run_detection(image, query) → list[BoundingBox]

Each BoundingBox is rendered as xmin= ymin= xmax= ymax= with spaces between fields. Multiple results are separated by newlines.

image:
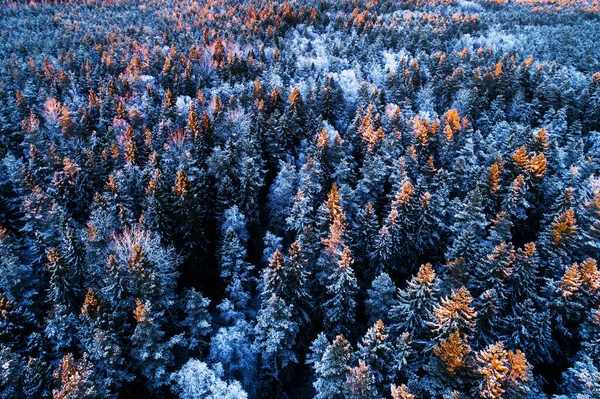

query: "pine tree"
xmin=284 ymin=241 xmax=311 ymax=325
xmin=390 ymin=263 xmax=439 ymax=339
xmin=506 ymin=243 xmax=540 ymax=303
xmin=500 ymin=299 xmax=554 ymax=364
xmin=46 ymin=216 xmax=85 ymax=312
xmin=380 ymin=178 xmax=421 ymax=271
xmin=345 ymin=360 xmax=378 ymax=399
xmin=219 ymin=208 xmax=253 ymax=313
xmin=307 ymin=332 xmax=330 ymax=371
xmin=286 ymin=189 xmax=313 ymax=236
xmin=0 ymin=294 xmax=38 ymax=360
xmin=253 ymin=294 xmax=298 ymax=382
xmin=474 ymin=242 xmax=515 ymax=305
xmin=446 ymin=189 xmax=491 ymax=284
xmin=313 ymin=334 xmax=353 ymax=399
xmin=180 ymin=288 xmax=211 ymax=351
xmin=560 ymin=262 xmax=583 ymax=298
xmin=58 ymin=105 xmax=74 ymax=136
xmin=170 ymin=167 xmax=207 ymax=259
xmin=111 ymin=226 xmax=178 ymax=311
xmin=551 ymin=208 xmax=578 ymax=249
xmin=351 ymin=203 xmax=380 ymax=282
xmin=323 ymin=247 xmax=358 ymax=338
xmin=193 ymin=111 xmax=214 ymax=160
xmin=354 ymin=151 xmax=388 ymax=211
xmin=187 ymin=102 xmax=200 ymax=137
xmin=0 ymin=227 xmax=34 ymax=304
xmin=476 ymin=342 xmax=509 ymax=399
xmin=501 ymin=175 xmax=529 ymax=221
xmin=213 ymin=39 xmax=226 ymax=64
xmin=141 ymin=167 xmax=170 ymax=236
xmin=285 ymin=86 xmax=307 ymax=151
xmin=268 ymin=161 xmax=297 ymax=233
xmin=357 ymin=320 xmax=395 ymax=392
xmin=123 ymin=125 xmax=136 ymax=165
xmin=581 ymin=189 xmax=600 ymax=256
xmin=162 ymin=89 xmax=177 ymax=121
xmin=365 ymin=273 xmax=396 ymax=326
xmin=540 ymin=206 xmax=580 ymax=278
xmin=77 ymin=288 xmax=129 ymax=396
xmin=558 ymin=355 xmax=600 ymax=399
xmin=130 ymin=299 xmax=173 ymax=390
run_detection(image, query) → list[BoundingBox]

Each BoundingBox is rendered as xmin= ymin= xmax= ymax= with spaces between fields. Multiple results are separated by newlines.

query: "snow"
xmin=297 ymin=35 xmax=330 ymax=72
xmin=177 ymin=96 xmax=192 ymax=114
xmin=329 ymin=69 xmax=360 ymax=104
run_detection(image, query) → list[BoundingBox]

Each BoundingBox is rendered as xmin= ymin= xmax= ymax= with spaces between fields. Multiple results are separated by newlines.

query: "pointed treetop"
xmin=173 ymin=169 xmax=190 ymax=197
xmin=476 ymin=342 xmax=509 ymax=399
xmin=164 ymin=89 xmax=175 ymax=109
xmin=289 ymin=86 xmax=303 ymax=105
xmin=128 ymin=245 xmax=144 ymax=270
xmin=52 ymin=353 xmax=95 ymax=399
xmin=531 ymin=127 xmax=550 ymax=152
xmin=529 ymin=153 xmax=546 ymax=179
xmin=475 ymin=342 xmax=530 ymax=399
xmin=288 ymin=240 xmax=302 ymax=259
xmin=391 ymin=179 xmax=415 ymax=209
xmin=489 ymin=160 xmax=503 ymax=193
xmin=269 ymin=249 xmax=285 ymax=272
xmin=512 ymin=146 xmax=530 ymax=170
xmin=551 ymin=208 xmax=577 ymax=245
xmin=325 ymin=183 xmax=344 ymax=222
xmin=133 ymin=298 xmax=151 ymax=324
xmin=81 ymin=287 xmax=102 ymax=319
xmin=187 ymin=102 xmax=200 ymax=136
xmin=124 ymin=125 xmax=136 ymax=164
xmin=346 ymin=360 xmax=376 ymax=398
xmin=339 ymin=247 xmax=354 ymax=270
xmin=580 ymin=258 xmax=600 ymax=291
xmin=561 ymin=259 xmax=600 ymax=297
xmin=444 ymin=109 xmax=461 ymax=133
xmin=507 ymin=349 xmax=529 ymax=383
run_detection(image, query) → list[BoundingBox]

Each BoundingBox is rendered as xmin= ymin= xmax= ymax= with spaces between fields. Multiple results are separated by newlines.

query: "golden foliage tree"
xmin=433 ymin=330 xmax=472 ymax=374
xmin=551 ymin=208 xmax=578 ymax=246
xmin=53 ymin=353 xmax=96 ymax=399
xmin=431 ymin=287 xmax=477 ymax=338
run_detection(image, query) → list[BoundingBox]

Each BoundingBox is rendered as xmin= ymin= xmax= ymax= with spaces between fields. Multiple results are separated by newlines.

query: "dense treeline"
xmin=1 ymin=0 xmax=600 ymax=398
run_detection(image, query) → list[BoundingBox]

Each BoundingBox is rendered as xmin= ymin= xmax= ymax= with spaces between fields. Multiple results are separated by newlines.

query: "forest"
xmin=1 ymin=0 xmax=600 ymax=397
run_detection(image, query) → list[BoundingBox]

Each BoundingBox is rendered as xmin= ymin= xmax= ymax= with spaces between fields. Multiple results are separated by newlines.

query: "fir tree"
xmin=254 ymin=294 xmax=298 ymax=383
xmin=357 ymin=320 xmax=395 ymax=392
xmin=345 ymin=360 xmax=378 ymax=399
xmin=313 ymin=334 xmax=353 ymax=399
xmin=390 ymin=263 xmax=439 ymax=339
xmin=323 ymin=247 xmax=358 ymax=338
xmin=130 ymin=299 xmax=173 ymax=390
xmin=365 ymin=273 xmax=396 ymax=326
xmin=180 ymin=288 xmax=211 ymax=351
